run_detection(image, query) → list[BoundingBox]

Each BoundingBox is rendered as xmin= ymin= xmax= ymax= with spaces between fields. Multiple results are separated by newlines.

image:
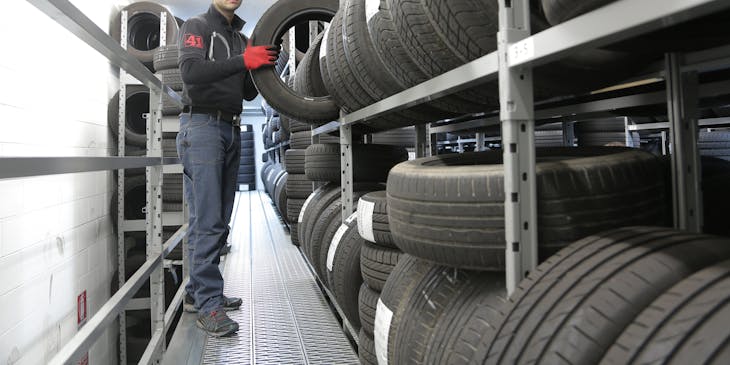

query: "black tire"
xmin=359 ymin=284 xmax=379 ymax=336
xmin=482 ymin=226 xmax=730 ymax=365
xmin=285 ymin=149 xmax=306 ymax=173
xmin=293 ymin=32 xmax=329 ymax=97
xmin=298 ymin=184 xmax=337 ymax=247
xmin=287 ymin=198 xmax=306 ymax=223
xmin=290 ymin=222 xmax=300 ymax=246
xmin=357 ymin=191 xmax=395 ymax=247
xmin=388 ymin=0 xmax=498 ymax=107
xmin=237 ymin=164 xmax=255 ymax=175
xmin=376 ymin=254 xmax=436 ymax=365
xmin=392 ymin=268 xmax=506 ymax=365
xmin=261 ymin=161 xmax=274 ymax=185
xmin=603 ymin=258 xmax=730 ymax=365
xmin=361 ymin=241 xmax=402 ymax=292
xmin=111 ymin=2 xmax=179 ymax=66
xmin=305 ymin=144 xmax=408 ymax=183
xmin=367 ymin=0 xmax=476 ymax=114
xmin=152 ymin=44 xmax=179 ymax=72
xmin=290 ymin=131 xmax=312 ymax=150
xmin=241 ymin=140 xmax=254 ymax=149
xmin=240 ymin=132 xmax=254 ymax=141
xmin=387 ymin=147 xmax=669 ymax=270
xmin=577 ymin=132 xmax=640 ymax=147
xmin=289 ymin=119 xmax=311 ymax=133
xmin=274 ymin=173 xmax=288 ymax=221
xmin=159 ymin=68 xmax=183 ymax=91
xmin=325 ymin=213 xmax=364 ymax=328
xmin=360 ymin=330 xmax=378 ymax=365
xmin=312 ymin=189 xmax=379 ymax=283
xmin=109 ymin=86 xmax=149 ymax=148
xmin=250 ymin=0 xmax=340 ymax=123
xmin=262 ymin=153 xmax=269 ymax=163
xmin=124 ymin=176 xmax=147 ymax=220
xmin=286 ymin=173 xmax=313 ymax=199
xmin=161 ymin=93 xmax=183 ymax=116
xmin=541 ymin=0 xmax=616 ymax=26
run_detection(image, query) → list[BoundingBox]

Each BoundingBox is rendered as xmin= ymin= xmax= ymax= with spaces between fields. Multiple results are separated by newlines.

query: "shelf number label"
xmin=509 ymin=38 xmax=534 ymax=66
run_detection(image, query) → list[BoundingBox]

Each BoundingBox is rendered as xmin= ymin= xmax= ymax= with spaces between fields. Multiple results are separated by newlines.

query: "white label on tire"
xmin=299 ymin=186 xmax=325 ymax=224
xmin=357 ymin=199 xmax=376 ymax=243
xmin=366 ymin=0 xmax=379 ymax=24
xmin=327 ymin=213 xmax=357 ymax=271
xmin=375 ymin=298 xmax=394 ymax=365
xmin=320 ymin=24 xmax=330 ymax=61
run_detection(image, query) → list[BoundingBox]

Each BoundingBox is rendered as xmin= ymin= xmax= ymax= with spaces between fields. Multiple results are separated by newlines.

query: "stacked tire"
xmin=353 ymin=191 xmax=403 ymax=365
xmin=238 ymin=124 xmax=256 ymax=190
xmin=372 ymin=147 xmax=674 ymax=364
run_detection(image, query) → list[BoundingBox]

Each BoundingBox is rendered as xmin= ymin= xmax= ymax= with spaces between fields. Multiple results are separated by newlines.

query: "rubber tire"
xmin=290 ymin=222 xmax=300 ymax=246
xmin=387 ymin=147 xmax=669 ymax=270
xmin=361 ymin=241 xmax=402 ymax=292
xmin=482 ymin=226 xmax=730 ymax=365
xmin=287 ymin=198 xmax=306 ymax=223
xmin=286 ymin=173 xmax=313 ymax=199
xmin=111 ymin=2 xmax=179 ymax=66
xmin=541 ymin=0 xmax=616 ymax=26
xmin=250 ymin=0 xmax=340 ymax=123
xmin=274 ymin=173 xmax=288 ymax=222
xmin=371 ymin=127 xmax=416 ymax=147
xmin=285 ymin=149 xmax=306 ymax=173
xmin=392 ymin=268 xmax=506 ymax=365
xmin=293 ymin=31 xmax=329 ymax=97
xmin=376 ymin=254 xmax=436 ymax=365
xmin=360 ymin=329 xmax=378 ymax=365
xmin=290 ymin=131 xmax=312 ymax=150
xmin=305 ymin=144 xmax=408 ymax=183
xmin=326 ymin=214 xmax=364 ymax=329
xmin=357 ymin=191 xmax=395 ymax=247
xmin=159 ymin=68 xmax=183 ymax=91
xmin=108 ymin=85 xmax=149 ymax=148
xmin=359 ymin=284 xmax=379 ymax=336
xmin=153 ymin=44 xmax=179 ymax=72
xmin=298 ymin=184 xmax=338 ymax=249
xmin=603 ymin=258 xmax=730 ymax=365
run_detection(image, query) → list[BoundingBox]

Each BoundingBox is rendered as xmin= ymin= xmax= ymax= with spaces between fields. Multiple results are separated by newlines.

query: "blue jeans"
xmin=176 ymin=113 xmax=240 ymax=314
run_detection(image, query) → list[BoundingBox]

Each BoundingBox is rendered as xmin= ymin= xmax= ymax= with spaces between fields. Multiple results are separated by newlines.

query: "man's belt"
xmin=183 ymin=106 xmax=241 ymax=125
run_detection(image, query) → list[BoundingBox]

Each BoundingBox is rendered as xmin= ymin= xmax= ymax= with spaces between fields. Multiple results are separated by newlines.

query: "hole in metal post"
xmin=524 ymin=222 xmax=529 ymax=230
xmin=522 ymin=173 xmax=527 ymax=181
xmin=521 ymin=124 xmax=526 ymax=132
xmin=512 ymin=242 xmax=519 ymax=252
xmin=511 ymin=193 xmax=518 ymax=202
xmin=505 ymin=0 xmax=512 ymax=8
xmin=520 ymin=74 xmax=524 ymax=80
xmin=525 ymin=271 xmax=530 ymax=277
xmin=510 ymin=143 xmax=517 ymax=153
xmin=689 ymin=209 xmax=694 ymax=217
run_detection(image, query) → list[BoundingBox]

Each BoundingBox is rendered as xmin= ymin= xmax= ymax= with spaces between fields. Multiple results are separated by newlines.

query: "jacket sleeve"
xmin=178 ymin=18 xmax=246 ymax=85
xmin=239 ymin=35 xmax=259 ymax=101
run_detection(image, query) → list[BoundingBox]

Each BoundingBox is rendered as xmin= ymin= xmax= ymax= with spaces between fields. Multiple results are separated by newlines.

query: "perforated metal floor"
xmin=200 ymin=191 xmax=358 ymax=365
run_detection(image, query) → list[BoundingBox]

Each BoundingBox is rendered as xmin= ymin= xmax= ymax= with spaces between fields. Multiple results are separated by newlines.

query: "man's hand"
xmin=243 ymin=41 xmax=279 ymax=70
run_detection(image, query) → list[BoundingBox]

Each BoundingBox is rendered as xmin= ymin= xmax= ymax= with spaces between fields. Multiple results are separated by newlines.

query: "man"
xmin=176 ymin=0 xmax=278 ymax=337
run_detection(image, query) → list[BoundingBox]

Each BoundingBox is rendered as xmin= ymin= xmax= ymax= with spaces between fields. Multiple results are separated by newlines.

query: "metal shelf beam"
xmin=0 ymin=157 xmax=176 ymax=180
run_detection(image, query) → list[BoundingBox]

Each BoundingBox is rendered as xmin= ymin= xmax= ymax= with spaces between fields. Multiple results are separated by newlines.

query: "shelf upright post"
xmin=499 ymin=0 xmax=538 ymax=295
xmin=415 ymin=125 xmax=428 ymax=157
xmin=117 ymin=10 xmax=129 ymax=365
xmin=666 ymin=53 xmax=703 ymax=232
xmin=562 ymin=121 xmax=575 ymax=147
xmin=340 ymin=111 xmax=354 ymax=222
xmin=475 ymin=133 xmax=486 ymax=152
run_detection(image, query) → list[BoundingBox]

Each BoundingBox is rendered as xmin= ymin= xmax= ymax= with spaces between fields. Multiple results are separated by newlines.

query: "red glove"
xmin=243 ymin=41 xmax=279 ymax=70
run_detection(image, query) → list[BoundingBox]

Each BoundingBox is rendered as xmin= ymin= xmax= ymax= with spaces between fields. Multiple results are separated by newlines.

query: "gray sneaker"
xmin=184 ymin=293 xmax=242 ymax=313
xmin=197 ymin=309 xmax=239 ymax=337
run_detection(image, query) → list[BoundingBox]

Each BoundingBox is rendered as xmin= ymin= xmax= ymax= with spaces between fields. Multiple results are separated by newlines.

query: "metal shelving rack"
xmin=13 ymin=1 xmax=189 ymax=364
xmin=312 ymin=0 xmax=730 ymax=294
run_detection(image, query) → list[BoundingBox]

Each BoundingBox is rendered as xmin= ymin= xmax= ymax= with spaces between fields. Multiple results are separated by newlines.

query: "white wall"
xmin=0 ymin=1 xmax=128 ymax=364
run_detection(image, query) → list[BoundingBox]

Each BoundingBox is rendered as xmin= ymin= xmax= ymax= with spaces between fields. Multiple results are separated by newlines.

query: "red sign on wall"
xmin=77 ymin=291 xmax=87 ymax=328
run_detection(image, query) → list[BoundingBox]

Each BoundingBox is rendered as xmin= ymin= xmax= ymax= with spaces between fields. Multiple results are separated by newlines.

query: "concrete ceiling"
xmin=150 ymin=0 xmax=277 ymax=36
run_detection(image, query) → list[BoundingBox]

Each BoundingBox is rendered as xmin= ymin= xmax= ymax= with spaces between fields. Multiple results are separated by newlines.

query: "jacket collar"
xmin=207 ymin=4 xmax=245 ymax=31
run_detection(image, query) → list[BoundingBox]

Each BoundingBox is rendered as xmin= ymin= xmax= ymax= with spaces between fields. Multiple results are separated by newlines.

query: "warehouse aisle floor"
xmin=164 ymin=191 xmax=358 ymax=365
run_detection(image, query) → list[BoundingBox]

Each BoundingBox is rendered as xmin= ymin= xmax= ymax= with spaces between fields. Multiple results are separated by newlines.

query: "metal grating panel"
xmin=202 ymin=191 xmax=358 ymax=364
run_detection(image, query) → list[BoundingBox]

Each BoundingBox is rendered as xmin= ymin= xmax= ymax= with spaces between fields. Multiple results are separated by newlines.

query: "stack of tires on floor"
xmin=238 ymin=124 xmax=256 ymax=190
xmin=108 ymin=2 xmax=185 ymax=363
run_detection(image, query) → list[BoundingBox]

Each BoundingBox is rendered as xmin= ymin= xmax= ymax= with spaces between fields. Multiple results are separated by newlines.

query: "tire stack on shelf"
xmin=576 ymin=118 xmax=640 ymax=147
xmin=296 ymin=143 xmax=408 ymax=333
xmin=353 ymin=191 xmax=403 ymax=365
xmin=238 ymin=124 xmax=256 ymax=191
xmin=699 ymin=130 xmax=730 ymax=161
xmin=373 ymin=147 xmax=676 ymax=364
